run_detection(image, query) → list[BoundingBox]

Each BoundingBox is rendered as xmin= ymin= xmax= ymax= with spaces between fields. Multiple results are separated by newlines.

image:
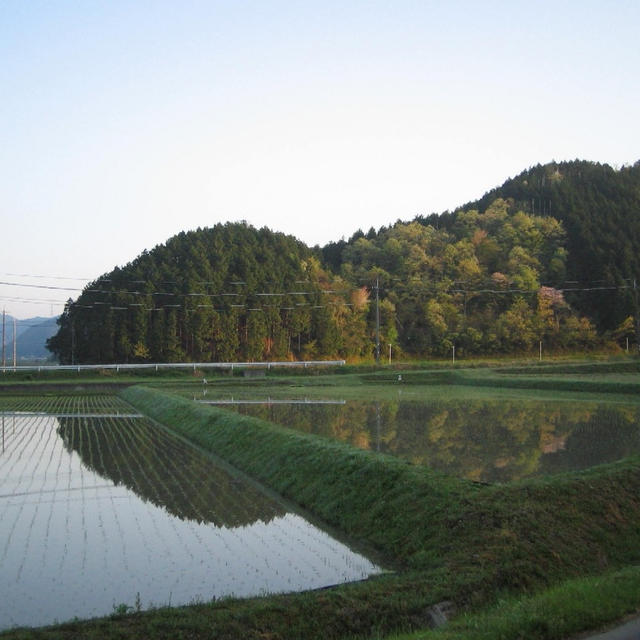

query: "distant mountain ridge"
xmin=1 ymin=315 xmax=58 ymax=361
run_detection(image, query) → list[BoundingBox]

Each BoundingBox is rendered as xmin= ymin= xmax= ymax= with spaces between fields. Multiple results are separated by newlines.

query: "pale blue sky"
xmin=2 ymin=1 xmax=639 ymax=318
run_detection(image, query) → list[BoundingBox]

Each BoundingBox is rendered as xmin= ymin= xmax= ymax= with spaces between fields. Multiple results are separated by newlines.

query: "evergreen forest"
xmin=47 ymin=160 xmax=640 ymax=364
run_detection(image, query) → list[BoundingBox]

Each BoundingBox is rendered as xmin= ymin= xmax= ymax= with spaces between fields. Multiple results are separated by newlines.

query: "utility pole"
xmin=634 ymin=279 xmax=640 ymax=354
xmin=375 ymin=278 xmax=380 ymax=364
xmin=2 ymin=309 xmax=5 ymax=369
xmin=12 ymin=318 xmax=16 ymax=368
xmin=71 ymin=317 xmax=76 ymax=366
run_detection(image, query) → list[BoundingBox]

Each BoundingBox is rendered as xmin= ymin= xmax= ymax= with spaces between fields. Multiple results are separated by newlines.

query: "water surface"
xmin=0 ymin=398 xmax=382 ymax=630
xmin=200 ymin=394 xmax=640 ymax=482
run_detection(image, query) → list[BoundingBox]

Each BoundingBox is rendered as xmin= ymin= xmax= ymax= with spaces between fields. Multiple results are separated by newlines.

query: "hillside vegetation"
xmin=47 ymin=160 xmax=640 ymax=364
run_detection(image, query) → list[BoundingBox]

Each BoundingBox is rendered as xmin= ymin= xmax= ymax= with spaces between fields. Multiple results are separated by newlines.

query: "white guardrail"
xmin=1 ymin=360 xmax=346 ymax=373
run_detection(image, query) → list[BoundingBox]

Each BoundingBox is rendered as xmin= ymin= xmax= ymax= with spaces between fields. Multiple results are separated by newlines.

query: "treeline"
xmin=450 ymin=160 xmax=640 ymax=331
xmin=47 ymin=160 xmax=640 ymax=363
xmin=47 ymin=224 xmax=372 ymax=363
xmin=324 ymin=198 xmax=597 ymax=356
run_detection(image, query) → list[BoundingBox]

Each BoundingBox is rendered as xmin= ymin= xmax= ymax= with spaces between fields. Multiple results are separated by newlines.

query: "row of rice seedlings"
xmin=0 ymin=393 xmax=137 ymax=416
xmin=65 ymin=412 xmax=285 ymax=528
xmin=0 ymin=395 xmax=55 ymax=413
xmin=38 ymin=421 xmax=70 ymax=577
xmin=57 ymin=413 xmax=368 ymax=595
xmin=85 ymin=416 xmax=193 ymax=570
xmin=125 ymin=418 xmax=252 ymax=525
xmin=1 ymin=398 xmax=383 ymax=628
xmin=155 ymin=418 xmax=288 ymax=526
xmin=0 ymin=413 xmax=53 ymax=488
xmin=1 ymin=395 xmax=41 ymax=413
xmin=12 ymin=415 xmax=60 ymax=584
xmin=1 ymin=414 xmax=60 ymax=570
xmin=0 ymin=412 xmax=33 ymax=465
xmin=68 ymin=404 xmax=379 ymax=580
xmin=72 ymin=419 xmax=220 ymax=581
xmin=101 ymin=417 xmax=169 ymax=508
xmin=79 ymin=394 xmax=133 ymax=414
xmin=76 ymin=430 xmax=130 ymax=581
xmin=106 ymin=416 xmax=237 ymax=546
xmin=145 ymin=439 xmax=380 ymax=589
xmin=27 ymin=414 xmax=68 ymax=582
xmin=134 ymin=421 xmax=227 ymax=524
xmin=266 ymin=514 xmax=342 ymax=581
xmin=59 ymin=414 xmax=204 ymax=575
xmin=57 ymin=417 xmax=79 ymax=578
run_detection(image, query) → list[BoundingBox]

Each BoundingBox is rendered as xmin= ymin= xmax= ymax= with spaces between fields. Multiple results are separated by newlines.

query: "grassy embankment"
xmin=354 ymin=359 xmax=640 ymax=397
xmin=4 ymin=362 xmax=640 ymax=640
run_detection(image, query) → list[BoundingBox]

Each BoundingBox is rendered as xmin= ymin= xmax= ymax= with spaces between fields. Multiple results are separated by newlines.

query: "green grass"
xmin=390 ymin=564 xmax=640 ymax=640
xmin=120 ymin=386 xmax=474 ymax=571
xmin=355 ymin=367 xmax=640 ymax=396
xmin=160 ymin=363 xmax=640 ymax=407
xmin=4 ymin=362 xmax=640 ymax=639
xmin=111 ymin=388 xmax=640 ymax=632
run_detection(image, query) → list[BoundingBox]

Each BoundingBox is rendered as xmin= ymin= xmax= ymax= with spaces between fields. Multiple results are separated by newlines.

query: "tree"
xmin=497 ymin=298 xmax=536 ymax=352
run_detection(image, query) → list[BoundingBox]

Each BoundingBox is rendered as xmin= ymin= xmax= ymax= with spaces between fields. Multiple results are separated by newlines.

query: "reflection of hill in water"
xmin=390 ymin=401 xmax=640 ymax=482
xmin=57 ymin=416 xmax=285 ymax=528
xmin=538 ymin=406 xmax=640 ymax=475
xmin=228 ymin=399 xmax=640 ymax=483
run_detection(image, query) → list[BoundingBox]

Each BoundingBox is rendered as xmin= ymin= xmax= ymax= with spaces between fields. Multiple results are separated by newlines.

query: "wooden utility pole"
xmin=13 ymin=317 xmax=16 ymax=367
xmin=634 ymin=279 xmax=640 ymax=354
xmin=2 ymin=309 xmax=5 ymax=369
xmin=375 ymin=278 xmax=380 ymax=364
xmin=71 ymin=317 xmax=76 ymax=366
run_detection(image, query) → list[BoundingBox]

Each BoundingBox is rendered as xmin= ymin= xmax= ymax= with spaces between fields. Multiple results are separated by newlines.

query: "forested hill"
xmin=422 ymin=160 xmax=640 ymax=331
xmin=48 ymin=160 xmax=640 ymax=364
xmin=48 ymin=224 xmax=371 ymax=364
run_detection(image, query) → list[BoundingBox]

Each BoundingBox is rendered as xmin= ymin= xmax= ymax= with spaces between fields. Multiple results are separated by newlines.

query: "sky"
xmin=1 ymin=0 xmax=639 ymax=319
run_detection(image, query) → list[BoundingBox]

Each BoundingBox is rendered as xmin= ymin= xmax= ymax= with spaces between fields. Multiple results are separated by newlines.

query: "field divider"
xmin=120 ymin=385 xmax=474 ymax=569
xmin=120 ymin=385 xmax=640 ymax=603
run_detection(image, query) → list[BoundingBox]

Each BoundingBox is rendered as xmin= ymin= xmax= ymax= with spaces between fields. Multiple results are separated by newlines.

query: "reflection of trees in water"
xmin=57 ymin=417 xmax=284 ymax=528
xmin=539 ymin=406 xmax=640 ymax=475
xmin=387 ymin=401 xmax=587 ymax=482
xmin=231 ymin=400 xmax=640 ymax=483
xmin=233 ymin=402 xmax=400 ymax=452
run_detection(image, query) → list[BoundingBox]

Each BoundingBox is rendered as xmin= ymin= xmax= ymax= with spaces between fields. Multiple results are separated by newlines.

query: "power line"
xmin=0 ymin=284 xmax=633 ymax=314
xmin=0 ymin=299 xmax=355 ymax=313
xmin=448 ymin=284 xmax=630 ymax=295
xmin=2 ymin=272 xmax=91 ymax=281
xmin=0 ymin=296 xmax=68 ymax=305
xmin=0 ymin=281 xmax=83 ymax=292
xmin=2 ymin=274 xmax=637 ymax=323
xmin=0 ymin=279 xmax=356 ymax=298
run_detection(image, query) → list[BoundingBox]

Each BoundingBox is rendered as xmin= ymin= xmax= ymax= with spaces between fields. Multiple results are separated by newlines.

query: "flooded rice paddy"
xmin=194 ymin=389 xmax=640 ymax=483
xmin=0 ymin=395 xmax=382 ymax=630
